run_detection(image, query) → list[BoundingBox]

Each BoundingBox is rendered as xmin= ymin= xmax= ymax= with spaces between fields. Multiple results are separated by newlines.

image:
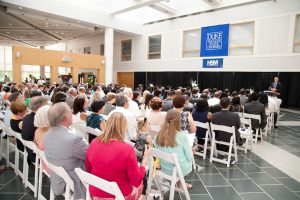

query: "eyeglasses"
xmin=142 ymin=117 xmax=147 ymax=127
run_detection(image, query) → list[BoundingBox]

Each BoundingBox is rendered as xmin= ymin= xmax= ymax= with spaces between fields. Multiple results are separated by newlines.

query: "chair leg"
xmin=6 ymin=138 xmax=9 ymax=168
xmin=244 ymin=137 xmax=248 ymax=153
xmin=50 ymin=188 xmax=55 ymax=200
xmin=169 ymin=179 xmax=176 ymax=200
xmin=227 ymin=137 xmax=233 ymax=167
xmin=38 ymin=161 xmax=43 ymax=200
xmin=210 ymin=138 xmax=215 ymax=163
xmin=34 ymin=157 xmax=39 ymax=198
xmin=203 ymin=134 xmax=208 ymax=160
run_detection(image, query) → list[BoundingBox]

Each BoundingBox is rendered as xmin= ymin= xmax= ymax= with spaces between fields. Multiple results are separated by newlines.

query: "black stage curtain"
xmin=134 ymin=72 xmax=300 ymax=108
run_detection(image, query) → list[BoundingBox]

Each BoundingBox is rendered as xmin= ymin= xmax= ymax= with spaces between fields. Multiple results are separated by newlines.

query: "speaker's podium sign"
xmin=200 ymin=24 xmax=229 ymax=57
xmin=203 ymin=58 xmax=223 ymax=68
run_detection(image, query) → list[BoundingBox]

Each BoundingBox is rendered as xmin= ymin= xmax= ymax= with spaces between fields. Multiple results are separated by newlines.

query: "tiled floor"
xmin=1 ymin=110 xmax=300 ymax=200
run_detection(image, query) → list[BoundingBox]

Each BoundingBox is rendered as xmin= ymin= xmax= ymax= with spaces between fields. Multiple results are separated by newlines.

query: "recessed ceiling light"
xmin=61 ymin=32 xmax=64 ymax=35
xmin=55 ymin=31 xmax=58 ymax=33
xmin=30 ymin=32 xmax=34 ymax=35
xmin=55 ymin=24 xmax=59 ymax=27
xmin=45 ymin=25 xmax=48 ymax=28
xmin=19 ymin=6 xmax=22 ymax=10
xmin=8 ymin=23 xmax=13 ymax=26
xmin=77 ymin=20 xmax=81 ymax=22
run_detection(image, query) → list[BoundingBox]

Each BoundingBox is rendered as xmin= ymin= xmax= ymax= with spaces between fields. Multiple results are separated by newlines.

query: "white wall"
xmin=65 ymin=0 xmax=300 ymax=82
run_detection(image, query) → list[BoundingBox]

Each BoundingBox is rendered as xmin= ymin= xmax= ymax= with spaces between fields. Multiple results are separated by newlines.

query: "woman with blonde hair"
xmin=34 ymin=105 xmax=51 ymax=151
xmin=34 ymin=104 xmax=51 ymax=173
xmin=155 ymin=109 xmax=193 ymax=189
xmin=86 ymin=112 xmax=150 ymax=200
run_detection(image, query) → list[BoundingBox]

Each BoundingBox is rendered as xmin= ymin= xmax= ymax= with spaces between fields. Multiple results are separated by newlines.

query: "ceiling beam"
xmin=0 ymin=32 xmax=37 ymax=47
xmin=149 ymin=2 xmax=177 ymax=15
xmin=111 ymin=0 xmax=164 ymax=15
xmin=0 ymin=0 xmax=144 ymax=35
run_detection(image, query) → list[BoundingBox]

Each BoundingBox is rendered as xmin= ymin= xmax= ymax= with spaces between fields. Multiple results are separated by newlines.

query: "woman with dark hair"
xmin=72 ymin=94 xmax=88 ymax=124
xmin=259 ymin=92 xmax=269 ymax=109
xmin=173 ymin=95 xmax=196 ymax=134
xmin=231 ymin=96 xmax=242 ymax=112
xmin=86 ymin=100 xmax=106 ymax=143
xmin=53 ymin=91 xmax=67 ymax=104
xmin=140 ymin=93 xmax=153 ymax=117
xmin=192 ymin=98 xmax=212 ymax=144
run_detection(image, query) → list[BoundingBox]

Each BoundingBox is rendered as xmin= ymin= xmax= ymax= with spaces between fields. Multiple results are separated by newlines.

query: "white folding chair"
xmin=101 ymin=114 xmax=108 ymax=121
xmin=70 ymin=124 xmax=102 ymax=143
xmin=125 ymin=140 xmax=135 ymax=147
xmin=0 ymin=122 xmax=16 ymax=169
xmin=46 ymin=161 xmax=75 ymax=200
xmin=22 ymin=140 xmax=39 ymax=197
xmin=243 ymin=113 xmax=263 ymax=143
xmin=147 ymin=148 xmax=191 ymax=200
xmin=75 ymin=168 xmax=125 ymax=200
xmin=14 ymin=131 xmax=26 ymax=183
xmin=266 ymin=111 xmax=274 ymax=134
xmin=238 ymin=118 xmax=253 ymax=153
xmin=149 ymin=124 xmax=161 ymax=138
xmin=0 ymin=121 xmax=8 ymax=161
xmin=194 ymin=121 xmax=212 ymax=160
xmin=210 ymin=124 xmax=238 ymax=167
xmin=36 ymin=148 xmax=52 ymax=200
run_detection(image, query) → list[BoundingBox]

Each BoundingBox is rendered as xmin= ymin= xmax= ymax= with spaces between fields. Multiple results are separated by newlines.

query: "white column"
xmin=40 ymin=46 xmax=45 ymax=78
xmin=104 ymin=28 xmax=114 ymax=85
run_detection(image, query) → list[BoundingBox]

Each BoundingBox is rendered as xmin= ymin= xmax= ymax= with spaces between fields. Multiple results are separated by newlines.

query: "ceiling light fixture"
xmin=6 ymin=32 xmax=10 ymax=34
xmin=18 ymin=6 xmax=22 ymax=10
xmin=8 ymin=23 xmax=13 ymax=26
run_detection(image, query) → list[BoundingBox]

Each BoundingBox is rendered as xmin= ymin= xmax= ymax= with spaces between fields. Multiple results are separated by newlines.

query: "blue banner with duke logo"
xmin=200 ymin=24 xmax=230 ymax=57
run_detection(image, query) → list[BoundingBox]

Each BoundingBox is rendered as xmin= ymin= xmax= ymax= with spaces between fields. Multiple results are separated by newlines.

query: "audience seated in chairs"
xmin=109 ymin=93 xmax=137 ymax=141
xmin=192 ymin=98 xmax=213 ymax=145
xmin=244 ymin=92 xmax=267 ymax=132
xmin=22 ymin=96 xmax=48 ymax=165
xmin=10 ymin=100 xmax=27 ymax=151
xmin=102 ymin=92 xmax=116 ymax=115
xmin=147 ymin=96 xmax=166 ymax=128
xmin=212 ymin=97 xmax=246 ymax=151
xmin=86 ymin=112 xmax=149 ymax=200
xmin=86 ymin=100 xmax=106 ymax=143
xmin=72 ymin=94 xmax=88 ymax=125
xmin=44 ymin=102 xmax=88 ymax=200
xmin=154 ymin=109 xmax=193 ymax=190
xmin=33 ymin=104 xmax=51 ymax=173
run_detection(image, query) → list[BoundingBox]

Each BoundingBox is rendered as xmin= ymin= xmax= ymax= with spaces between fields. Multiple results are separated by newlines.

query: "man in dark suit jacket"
xmin=269 ymin=76 xmax=281 ymax=95
xmin=212 ymin=97 xmax=245 ymax=146
xmin=244 ymin=92 xmax=267 ymax=130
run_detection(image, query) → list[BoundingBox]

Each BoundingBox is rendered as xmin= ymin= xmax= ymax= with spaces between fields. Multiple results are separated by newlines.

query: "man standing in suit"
xmin=244 ymin=92 xmax=267 ymax=131
xmin=212 ymin=97 xmax=245 ymax=147
xmin=270 ymin=76 xmax=281 ymax=96
xmin=44 ymin=102 xmax=88 ymax=199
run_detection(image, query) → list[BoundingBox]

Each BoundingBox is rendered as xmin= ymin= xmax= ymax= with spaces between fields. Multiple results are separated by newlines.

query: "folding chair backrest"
xmin=211 ymin=124 xmax=235 ymax=135
xmin=243 ymin=113 xmax=261 ymax=123
xmin=3 ymin=124 xmax=15 ymax=137
xmin=75 ymin=168 xmax=125 ymax=200
xmin=46 ymin=161 xmax=74 ymax=192
xmin=150 ymin=125 xmax=161 ymax=133
xmin=101 ymin=114 xmax=108 ymax=121
xmin=194 ymin=121 xmax=209 ymax=130
xmin=22 ymin=140 xmax=37 ymax=152
xmin=235 ymin=112 xmax=243 ymax=118
xmin=240 ymin=118 xmax=251 ymax=127
xmin=86 ymin=126 xmax=102 ymax=137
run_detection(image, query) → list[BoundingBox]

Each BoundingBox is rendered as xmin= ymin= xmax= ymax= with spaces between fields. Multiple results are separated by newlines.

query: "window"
xmin=229 ymin=21 xmax=254 ymax=56
xmin=182 ymin=29 xmax=201 ymax=57
xmin=294 ymin=14 xmax=300 ymax=52
xmin=84 ymin=47 xmax=91 ymax=54
xmin=148 ymin=35 xmax=161 ymax=59
xmin=100 ymin=44 xmax=104 ymax=56
xmin=0 ymin=46 xmax=12 ymax=81
xmin=121 ymin=40 xmax=132 ymax=61
xmin=45 ymin=43 xmax=66 ymax=51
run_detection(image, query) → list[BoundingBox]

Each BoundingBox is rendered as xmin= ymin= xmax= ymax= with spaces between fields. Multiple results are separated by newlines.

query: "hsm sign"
xmin=203 ymin=58 xmax=223 ymax=68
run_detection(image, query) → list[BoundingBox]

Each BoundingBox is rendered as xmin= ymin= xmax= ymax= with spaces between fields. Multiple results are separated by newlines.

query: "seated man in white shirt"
xmin=208 ymin=91 xmax=221 ymax=107
xmin=108 ymin=93 xmax=137 ymax=141
xmin=123 ymin=87 xmax=140 ymax=118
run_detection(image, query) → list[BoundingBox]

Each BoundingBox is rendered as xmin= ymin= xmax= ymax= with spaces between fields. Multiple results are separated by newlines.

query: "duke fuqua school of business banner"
xmin=200 ymin=24 xmax=230 ymax=68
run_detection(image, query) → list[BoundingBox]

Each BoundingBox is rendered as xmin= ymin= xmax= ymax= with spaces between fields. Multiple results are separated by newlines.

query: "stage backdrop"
xmin=134 ymin=72 xmax=300 ymax=108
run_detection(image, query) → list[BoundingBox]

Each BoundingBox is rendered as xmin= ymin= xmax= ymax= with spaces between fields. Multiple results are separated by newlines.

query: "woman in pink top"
xmin=34 ymin=105 xmax=51 ymax=173
xmin=86 ymin=112 xmax=150 ymax=200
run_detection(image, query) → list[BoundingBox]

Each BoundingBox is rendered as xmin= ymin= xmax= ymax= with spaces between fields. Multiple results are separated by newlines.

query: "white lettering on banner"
xmin=206 ymin=31 xmax=223 ymax=50
xmin=207 ymin=60 xmax=218 ymax=66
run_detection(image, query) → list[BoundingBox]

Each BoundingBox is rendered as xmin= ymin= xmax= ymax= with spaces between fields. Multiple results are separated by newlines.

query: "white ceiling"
xmin=0 ymin=0 xmax=264 ymax=47
xmin=0 ymin=4 xmax=103 ymax=47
